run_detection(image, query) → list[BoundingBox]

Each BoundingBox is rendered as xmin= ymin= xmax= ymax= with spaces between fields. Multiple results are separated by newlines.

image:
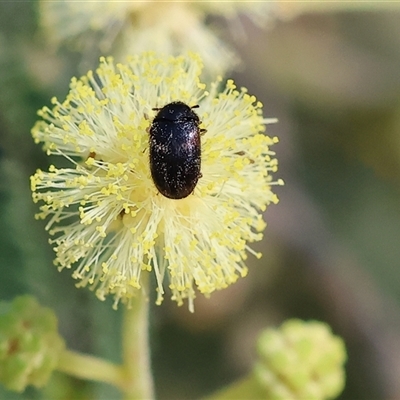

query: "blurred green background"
xmin=1 ymin=1 xmax=400 ymax=399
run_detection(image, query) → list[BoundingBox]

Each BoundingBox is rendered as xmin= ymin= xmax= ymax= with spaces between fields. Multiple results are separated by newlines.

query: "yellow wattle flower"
xmin=31 ymin=53 xmax=281 ymax=312
xmin=40 ymin=1 xmax=274 ymax=76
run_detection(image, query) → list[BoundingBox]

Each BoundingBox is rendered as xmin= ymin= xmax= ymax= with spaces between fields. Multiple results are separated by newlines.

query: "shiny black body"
xmin=149 ymin=101 xmax=202 ymax=199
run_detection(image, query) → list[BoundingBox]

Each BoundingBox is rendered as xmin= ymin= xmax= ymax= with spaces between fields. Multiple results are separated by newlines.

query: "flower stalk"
xmin=121 ymin=276 xmax=154 ymax=400
xmin=57 ymin=349 xmax=123 ymax=388
xmin=56 ymin=281 xmax=154 ymax=399
xmin=202 ymin=375 xmax=265 ymax=400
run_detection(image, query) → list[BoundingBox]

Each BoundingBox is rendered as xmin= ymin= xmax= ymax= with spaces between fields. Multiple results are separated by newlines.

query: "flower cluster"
xmin=31 ymin=52 xmax=280 ymax=311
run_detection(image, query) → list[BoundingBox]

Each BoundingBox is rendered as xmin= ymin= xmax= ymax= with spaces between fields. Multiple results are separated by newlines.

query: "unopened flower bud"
xmin=254 ymin=319 xmax=346 ymax=400
xmin=0 ymin=296 xmax=65 ymax=392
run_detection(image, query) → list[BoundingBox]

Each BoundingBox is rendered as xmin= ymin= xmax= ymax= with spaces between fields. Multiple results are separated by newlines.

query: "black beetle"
xmin=149 ymin=101 xmax=203 ymax=200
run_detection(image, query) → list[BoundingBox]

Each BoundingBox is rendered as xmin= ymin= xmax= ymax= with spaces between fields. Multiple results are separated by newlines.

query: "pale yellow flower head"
xmin=40 ymin=0 xmax=274 ymax=76
xmin=31 ymin=53 xmax=281 ymax=311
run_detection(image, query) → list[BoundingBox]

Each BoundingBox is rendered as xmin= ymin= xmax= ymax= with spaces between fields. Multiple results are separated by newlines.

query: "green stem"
xmin=121 ymin=276 xmax=154 ymax=400
xmin=56 ymin=279 xmax=154 ymax=399
xmin=202 ymin=374 xmax=265 ymax=400
xmin=57 ymin=349 xmax=124 ymax=388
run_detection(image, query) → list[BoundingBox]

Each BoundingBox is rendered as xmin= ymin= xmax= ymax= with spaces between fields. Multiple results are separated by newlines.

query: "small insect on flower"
xmin=149 ymin=101 xmax=204 ymax=199
xmin=30 ymin=53 xmax=282 ymax=312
